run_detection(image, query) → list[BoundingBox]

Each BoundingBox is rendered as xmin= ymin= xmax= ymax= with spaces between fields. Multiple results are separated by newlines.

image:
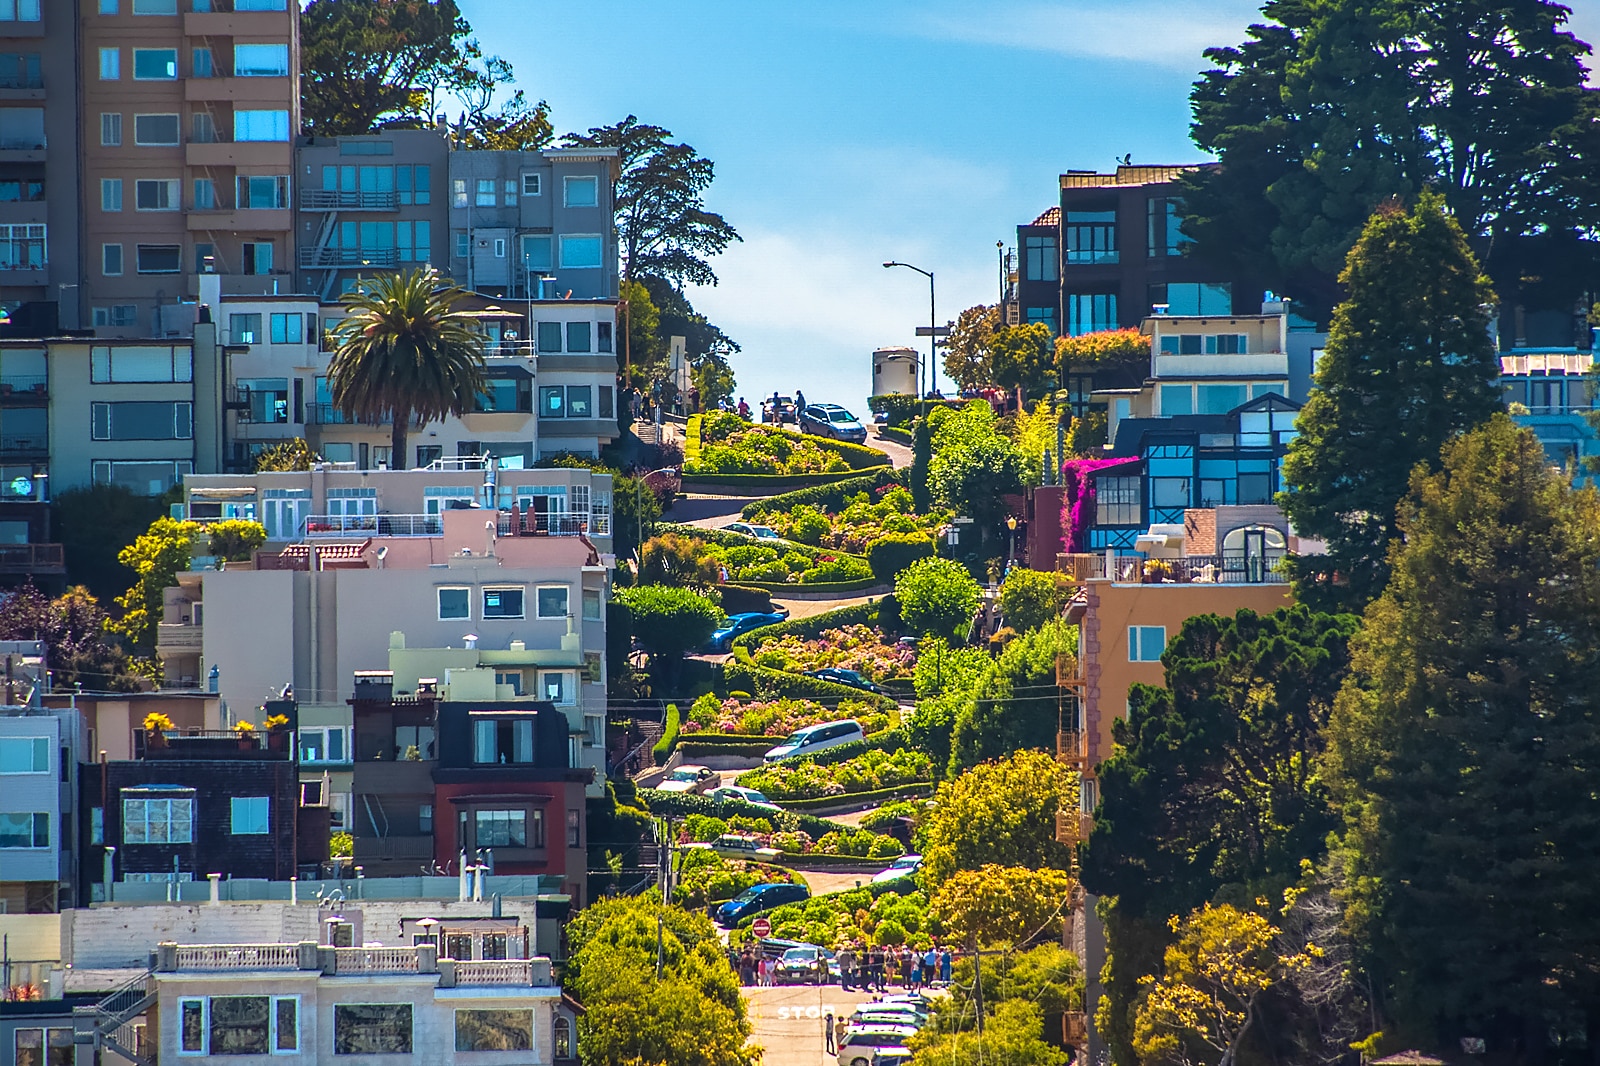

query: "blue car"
xmin=715 ymin=882 xmax=810 ymax=926
xmin=707 ymin=610 xmax=787 ymax=652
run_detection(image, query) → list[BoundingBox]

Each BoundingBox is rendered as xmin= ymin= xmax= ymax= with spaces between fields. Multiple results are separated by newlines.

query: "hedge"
xmin=685 ymin=414 xmax=705 ymax=461
xmin=652 ymin=703 xmax=682 ymax=765
xmin=635 ymin=788 xmax=842 ymax=837
xmin=717 ymin=583 xmax=774 ymax=616
xmin=738 ymin=471 xmax=901 ymax=521
xmin=866 ymin=533 xmax=936 ymax=585
xmin=811 ymin=436 xmax=892 ymax=471
xmin=676 ymin=739 xmax=776 ymax=759
xmin=773 ymin=782 xmax=935 ymax=813
xmin=733 ymin=578 xmax=883 ymax=596
xmin=876 ymin=425 xmax=915 ymax=446
xmin=653 ymin=523 xmax=871 ymax=567
xmin=774 ymin=852 xmax=895 ymax=870
xmin=730 ymin=600 xmax=883 ymax=652
xmin=721 ymin=659 xmax=897 ymax=712
xmin=681 ymin=466 xmax=894 ymax=494
xmin=867 ymin=395 xmax=967 ymax=427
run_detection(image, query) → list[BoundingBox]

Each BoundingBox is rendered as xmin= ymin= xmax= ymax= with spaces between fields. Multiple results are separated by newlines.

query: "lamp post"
xmin=883 ymin=261 xmax=939 ymax=399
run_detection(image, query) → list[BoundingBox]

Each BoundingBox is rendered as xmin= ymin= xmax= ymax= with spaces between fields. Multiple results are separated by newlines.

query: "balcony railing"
xmin=0 ymin=74 xmax=43 ymax=90
xmin=306 ymin=404 xmax=421 ymax=427
xmin=0 ymin=376 xmax=47 ymax=398
xmin=0 ymin=434 xmax=47 ymax=456
xmin=0 ymin=543 xmax=63 ymax=573
xmin=499 ymin=511 xmax=590 ymax=537
xmin=300 ymin=189 xmax=399 ymax=211
xmin=174 ymin=944 xmax=300 ymax=971
xmin=300 ymin=512 xmax=596 ymax=538
xmin=299 ymin=247 xmax=398 ymax=268
xmin=156 ymin=622 xmax=203 ymax=649
xmin=1059 ymin=551 xmax=1288 ymax=585
xmin=334 ymin=947 xmax=420 ymax=974
xmin=451 ymin=960 xmax=549 ymax=986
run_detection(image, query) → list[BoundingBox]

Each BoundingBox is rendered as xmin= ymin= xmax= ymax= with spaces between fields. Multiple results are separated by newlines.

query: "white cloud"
xmin=908 ymin=0 xmax=1262 ymax=70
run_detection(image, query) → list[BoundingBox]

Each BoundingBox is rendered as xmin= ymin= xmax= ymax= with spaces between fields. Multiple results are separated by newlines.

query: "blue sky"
xmin=459 ymin=0 xmax=1600 ymax=413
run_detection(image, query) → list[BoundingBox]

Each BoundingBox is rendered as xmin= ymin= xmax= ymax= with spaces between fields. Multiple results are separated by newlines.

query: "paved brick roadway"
xmin=744 ymin=985 xmax=880 ymax=1066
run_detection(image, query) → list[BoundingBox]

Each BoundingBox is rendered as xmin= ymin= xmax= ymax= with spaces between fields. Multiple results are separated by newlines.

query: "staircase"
xmin=74 ymin=968 xmax=156 ymax=1066
xmin=635 ymin=420 xmax=660 ymax=446
xmin=611 ymin=720 xmax=663 ymax=778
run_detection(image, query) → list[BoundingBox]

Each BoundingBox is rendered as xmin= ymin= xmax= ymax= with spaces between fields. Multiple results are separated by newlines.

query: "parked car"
xmin=708 ymin=784 xmax=783 ymax=811
xmin=707 ymin=610 xmax=789 ymax=652
xmin=775 ymin=944 xmax=835 ymax=985
xmin=657 ymin=764 xmax=718 ymax=795
xmin=805 ymin=667 xmax=889 ymax=695
xmin=715 ymin=882 xmax=810 ymax=926
xmin=763 ymin=719 xmax=866 ymax=762
xmin=851 ymin=1009 xmax=925 ymax=1031
xmin=761 ymin=395 xmax=797 ymax=425
xmin=799 ymin=403 xmax=870 ymax=443
xmin=837 ymin=1025 xmax=919 ymax=1066
xmin=872 ymin=1051 xmax=914 ymax=1066
xmin=871 ymin=854 xmax=924 ymax=886
xmin=724 ymin=521 xmax=785 ymax=541
xmin=684 ymin=833 xmax=782 ymax=861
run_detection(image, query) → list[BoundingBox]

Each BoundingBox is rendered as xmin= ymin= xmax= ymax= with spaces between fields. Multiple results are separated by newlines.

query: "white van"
xmin=837 ymin=1025 xmax=918 ymax=1066
xmin=764 ymin=719 xmax=865 ymax=763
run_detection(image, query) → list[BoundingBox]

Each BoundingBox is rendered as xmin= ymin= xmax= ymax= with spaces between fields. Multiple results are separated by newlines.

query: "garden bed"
xmin=748 ymin=624 xmax=916 ymax=685
xmin=683 ymin=693 xmax=895 ymax=738
xmin=721 ymin=659 xmax=898 ymax=712
xmin=773 ymin=784 xmax=935 ymax=814
xmin=738 ymin=471 xmax=901 ymax=521
xmin=683 ymin=413 xmax=890 ymax=480
xmin=729 ymin=601 xmax=885 ymax=652
xmin=736 ymin=747 xmax=933 ymax=802
xmin=681 ymin=467 xmax=894 ymax=495
xmin=741 ymin=482 xmax=950 ymax=555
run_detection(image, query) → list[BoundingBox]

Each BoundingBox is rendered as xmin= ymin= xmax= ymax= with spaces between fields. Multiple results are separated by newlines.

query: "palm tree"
xmin=327 ymin=268 xmax=487 ymax=470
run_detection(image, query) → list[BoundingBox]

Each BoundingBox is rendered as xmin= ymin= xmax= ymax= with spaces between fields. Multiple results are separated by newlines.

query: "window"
xmin=1096 ymin=475 xmax=1142 ymax=526
xmin=521 ymin=234 xmax=553 ymax=275
xmin=0 ymin=179 xmax=40 ymax=203
xmin=567 ymin=808 xmax=581 ymax=847
xmin=475 ymin=178 xmax=495 ymax=206
xmin=270 ymin=313 xmax=302 ymax=344
xmin=298 ymin=727 xmax=346 ymax=764
xmin=92 ymin=306 xmax=139 ymax=328
xmin=229 ymin=313 xmax=262 ymax=343
xmin=122 ymin=795 xmax=193 ymax=843
xmin=418 ymin=803 xmax=432 ymax=834
xmin=91 ymin=807 xmax=104 ymax=845
xmin=99 ymin=48 xmax=120 ymax=80
xmin=133 ymin=48 xmax=177 ymax=79
xmin=0 ymin=224 xmax=43 ymax=269
xmin=242 ymin=241 xmax=274 ymax=274
xmin=238 ymin=175 xmax=289 ymax=209
xmin=231 ymin=796 xmax=269 ymax=835
xmin=521 ymin=172 xmax=542 ymax=196
xmin=493 ymin=237 xmax=506 ymax=258
xmin=564 ymin=175 xmax=598 ymax=207
xmin=483 ymin=586 xmax=524 ymax=619
xmin=1129 ymin=626 xmax=1166 ymax=662
xmin=560 ymin=234 xmax=602 ymax=269
xmin=12 ymin=1027 xmax=72 ymax=1066
xmin=438 ymin=586 xmax=470 ymax=620
xmin=101 ymin=112 xmax=122 ymax=146
xmin=233 ymin=43 xmax=288 ymax=76
xmin=91 ymin=401 xmax=193 ymax=440
xmin=0 ymin=107 xmax=42 ymax=149
xmin=0 ymin=52 xmax=40 ymax=90
xmin=1024 ymin=235 xmax=1058 ymax=281
xmin=1066 ymin=292 xmax=1117 ymax=335
xmin=92 ymin=461 xmax=193 ymax=494
xmin=536 ymin=584 xmax=569 ymax=619
xmin=334 ymin=1004 xmax=412 ymax=1056
xmin=475 ymin=809 xmax=528 ymax=847
xmin=553 ymin=1016 xmax=572 ymax=1059
xmin=135 ymin=245 xmax=181 ymax=274
xmin=536 ymin=320 xmax=563 ymax=353
xmin=1159 ymin=385 xmax=1193 ymax=416
xmin=101 ymin=178 xmax=123 ymax=212
xmin=598 ymin=322 xmax=613 ymax=354
xmin=584 ymin=653 xmax=603 ymax=684
xmin=192 ymin=178 xmax=216 ymax=210
xmin=135 ymin=179 xmax=179 ymax=211
xmin=474 ymin=718 xmax=534 ymax=765
xmin=454 ymin=230 xmax=470 ymax=258
xmin=91 ymin=347 xmax=192 ymax=384
xmin=540 ymin=670 xmax=574 ymax=706
xmin=0 ymin=0 xmax=40 ymax=18
xmin=1065 ymin=209 xmax=1117 ymax=264
xmin=1146 ymin=197 xmax=1192 ymax=258
xmin=567 ymin=385 xmax=592 ymax=418
xmin=1198 ymin=384 xmax=1248 ymax=415
xmin=234 ymin=110 xmax=290 ymax=141
xmin=504 ymin=178 xmax=518 ymax=203
xmin=100 ymin=0 xmax=118 ymax=10
xmin=452 ymin=179 xmax=467 ymax=209
xmin=1025 ymin=306 xmax=1058 ymax=335
xmin=132 ymin=0 xmax=177 ymax=11
xmin=0 ymin=736 xmax=48 ymax=773
xmin=180 ymin=996 xmax=297 ymax=1056
xmin=583 ymin=587 xmax=602 ymax=621
xmin=191 ymin=111 xmax=216 ymax=143
xmin=191 ymin=46 xmax=213 ymax=78
xmin=0 ymin=811 xmax=48 ymax=847
xmin=134 ymin=114 xmax=179 ymax=146
xmin=455 ymin=1009 xmax=533 ymax=1053
xmin=396 ymin=164 xmax=429 ymax=205
xmin=1164 ymin=282 xmax=1232 ymax=316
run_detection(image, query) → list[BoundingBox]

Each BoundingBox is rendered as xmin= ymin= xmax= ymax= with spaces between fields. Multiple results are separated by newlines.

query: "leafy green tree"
xmin=910 ymin=998 xmax=1070 ymax=1066
xmin=929 ymin=864 xmax=1076 ymax=947
xmin=253 ymin=438 xmax=318 ymax=472
xmin=921 ymin=749 xmax=1076 ymax=885
xmin=51 ymin=485 xmax=164 ymax=603
xmin=645 ymin=278 xmax=741 ymax=405
xmin=112 ymin=517 xmax=203 ymax=656
xmin=563 ymin=115 xmax=740 ymax=289
xmin=988 ymin=323 xmax=1055 ymax=398
xmin=614 ymin=585 xmax=721 ymax=686
xmin=619 ymin=278 xmax=667 ymax=384
xmin=1280 ymin=193 xmax=1499 ymax=612
xmin=327 ymin=268 xmax=486 ymax=470
xmin=950 ymin=621 xmax=1074 ymax=772
xmin=0 ymin=584 xmax=140 ymax=692
xmin=1326 ymin=415 xmax=1600 ymax=1049
xmin=1180 ymin=0 xmax=1600 ymax=317
xmin=894 ymin=558 xmax=980 ymax=643
xmin=943 ymin=304 xmax=1001 ymax=389
xmin=1063 ymin=409 xmax=1106 ymax=457
xmin=1054 ymin=328 xmax=1149 ymax=388
xmin=205 ymin=520 xmax=267 ymax=563
xmin=998 ymin=568 xmax=1069 ymax=633
xmin=909 ymin=416 xmax=933 ymax=512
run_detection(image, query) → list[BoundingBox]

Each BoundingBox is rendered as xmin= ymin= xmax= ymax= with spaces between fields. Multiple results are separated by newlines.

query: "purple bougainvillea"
xmin=1060 ymin=456 xmax=1141 ymax=553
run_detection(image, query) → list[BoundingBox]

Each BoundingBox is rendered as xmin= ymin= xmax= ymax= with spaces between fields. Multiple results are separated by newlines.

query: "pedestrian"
xmin=900 ymin=947 xmax=915 ymax=989
xmin=770 ymin=391 xmax=782 ymax=425
xmin=838 ymin=944 xmax=856 ymax=992
xmin=757 ymin=954 xmax=770 ymax=987
xmin=795 ymin=388 xmax=806 ymax=413
xmin=868 ymin=943 xmax=886 ymax=992
xmin=939 ymin=945 xmax=953 ymax=985
xmin=688 ymin=385 xmax=700 ymax=414
xmin=921 ymin=945 xmax=938 ymax=987
xmin=824 ymin=1012 xmax=835 ymax=1054
xmin=737 ymin=396 xmax=750 ymax=419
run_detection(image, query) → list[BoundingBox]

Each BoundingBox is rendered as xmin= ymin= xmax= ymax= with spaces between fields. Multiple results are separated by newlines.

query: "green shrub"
xmin=739 ymin=471 xmax=900 ymax=521
xmin=652 ymin=703 xmax=681 ymax=765
xmin=895 ymin=557 xmax=983 ymax=642
xmin=717 ymin=583 xmax=775 ymax=615
xmin=800 ymin=556 xmax=873 ymax=584
xmin=998 ymin=568 xmax=1070 ymax=633
xmin=682 ymin=814 xmax=728 ymax=842
xmin=736 ymin=561 xmax=790 ymax=583
xmin=721 ymin=659 xmax=897 ymax=711
xmin=866 ymin=532 xmax=937 ymax=585
xmin=729 ymin=600 xmax=883 ymax=652
xmin=736 ymin=747 xmax=933 ymax=800
xmin=635 ymin=788 xmax=841 ymax=837
xmin=789 ymin=505 xmax=829 ymax=545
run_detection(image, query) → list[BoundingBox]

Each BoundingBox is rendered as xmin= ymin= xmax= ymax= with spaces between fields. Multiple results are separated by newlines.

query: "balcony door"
xmin=262 ymin=490 xmax=309 ymax=539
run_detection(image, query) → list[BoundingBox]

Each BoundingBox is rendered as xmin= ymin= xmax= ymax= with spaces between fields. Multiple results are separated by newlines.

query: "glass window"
xmin=455 ymin=1009 xmax=533 ymax=1053
xmin=234 ymin=110 xmax=290 ymax=141
xmin=192 ymin=178 xmax=215 ymax=210
xmin=208 ymin=997 xmax=269 ymax=1054
xmin=452 ymin=179 xmax=467 ymax=209
xmin=539 ymin=385 xmax=565 ymax=416
xmin=521 ymin=234 xmax=552 ymax=273
xmin=553 ymin=1016 xmax=572 ymax=1059
xmin=475 ymin=809 xmax=527 ymax=847
xmin=99 ymin=243 xmax=122 ymax=277
xmin=1197 ymin=384 xmax=1248 ymax=415
xmin=1096 ymin=476 xmax=1141 ymax=526
xmin=101 ymin=178 xmax=122 ymax=212
xmin=122 ymin=795 xmax=193 ymax=843
xmin=536 ymin=320 xmax=563 ymax=352
xmin=483 ymin=587 xmax=524 ymax=619
xmin=598 ymin=322 xmax=613 ymax=353
xmin=333 ymin=1004 xmax=412 ymax=1056
xmin=135 ymin=179 xmax=179 ymax=211
xmin=229 ymin=313 xmax=262 ymax=344
xmin=0 ymin=811 xmax=49 ymax=847
xmin=1159 ymin=385 xmax=1193 ymax=416
xmin=1150 ymin=477 xmax=1190 ymax=509
xmin=1024 ymin=235 xmax=1058 ymax=281
xmin=475 ymin=178 xmax=495 ymax=206
xmin=536 ymin=585 xmax=569 ymax=619
xmin=269 ymin=313 xmax=302 ymax=344
xmin=132 ymin=0 xmax=177 ymax=11
xmin=13 ymin=1027 xmax=72 ymax=1066
xmin=566 ymin=321 xmax=591 ymax=353
xmin=132 ymin=49 xmax=177 ymax=79
xmin=563 ymin=175 xmax=598 ymax=207
xmin=504 ymin=179 xmax=518 ymax=203
xmin=1025 ymin=306 xmax=1058 ymax=335
xmin=90 ymin=400 xmax=193 ymax=440
xmin=99 ymin=48 xmax=120 ymax=80
xmin=101 ymin=112 xmax=122 ymax=146
xmin=233 ymin=43 xmax=288 ymax=76
xmin=1129 ymin=626 xmax=1166 ymax=662
xmin=135 ymin=245 xmax=181 ymax=274
xmin=192 ymin=46 xmax=213 ymax=78
xmin=133 ymin=114 xmax=179 ymax=146
xmin=438 ymin=586 xmax=470 ymax=620
xmin=567 ymin=385 xmax=592 ymax=418
xmin=521 ymin=173 xmax=542 ymax=196
xmin=181 ymin=1001 xmax=204 ymax=1052
xmin=582 ymin=587 xmax=602 ymax=621
xmin=559 ymin=234 xmax=602 ymax=269
xmin=540 ymin=670 xmax=573 ymax=705
xmin=0 ymin=736 xmax=48 ymax=773
xmin=0 ymin=0 xmax=40 ymax=17
xmin=1065 ymin=292 xmax=1117 ymax=336
xmin=1165 ymin=282 xmax=1232 ymax=316
xmin=237 ymin=175 xmax=289 ymax=209
xmin=230 ymin=796 xmax=269 ymax=835
xmin=1065 ymin=210 xmax=1117 ymax=264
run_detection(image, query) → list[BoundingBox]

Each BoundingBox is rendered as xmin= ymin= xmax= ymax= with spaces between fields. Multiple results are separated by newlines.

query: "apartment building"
xmin=1 ymin=648 xmax=87 ymax=914
xmin=0 ymin=0 xmax=78 ymax=336
xmin=0 ymin=344 xmax=63 ymax=591
xmin=1500 ymin=345 xmax=1599 ymax=478
xmin=79 ymin=0 xmax=299 ymax=337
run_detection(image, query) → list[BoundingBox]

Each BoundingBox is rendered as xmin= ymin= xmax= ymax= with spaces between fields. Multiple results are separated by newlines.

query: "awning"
xmin=189 ymin=487 xmax=259 ymax=498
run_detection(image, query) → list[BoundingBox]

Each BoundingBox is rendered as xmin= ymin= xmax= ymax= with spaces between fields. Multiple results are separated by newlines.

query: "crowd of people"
xmin=625 ymin=378 xmax=757 ymax=424
xmin=731 ymin=941 xmax=955 ymax=990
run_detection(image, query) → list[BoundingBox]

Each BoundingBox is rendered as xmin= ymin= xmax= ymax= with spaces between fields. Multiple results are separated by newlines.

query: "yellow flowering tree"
xmin=928 ymin=864 xmax=1075 ymax=947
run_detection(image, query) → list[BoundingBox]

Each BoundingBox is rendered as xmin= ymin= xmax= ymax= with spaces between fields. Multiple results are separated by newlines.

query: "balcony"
xmin=156 ymin=621 xmax=203 ymax=651
xmin=187 ymin=208 xmax=291 ymax=232
xmin=0 ymin=542 xmax=63 ymax=576
xmin=0 ymin=73 xmax=44 ymax=102
xmin=1153 ymin=350 xmax=1290 ymax=380
xmin=299 ymin=246 xmax=398 ymax=269
xmin=0 ymin=433 xmax=46 ymax=459
xmin=1059 ymin=551 xmax=1289 ymax=585
xmin=139 ymin=729 xmax=293 ymax=760
xmin=0 ymin=376 xmax=46 ymax=403
xmin=299 ymin=189 xmax=399 ymax=211
xmin=305 ymin=403 xmax=419 ymax=428
xmin=184 ymin=75 xmax=292 ymax=104
xmin=154 ymin=942 xmax=554 ymax=986
xmin=185 ymin=140 xmax=290 ymax=169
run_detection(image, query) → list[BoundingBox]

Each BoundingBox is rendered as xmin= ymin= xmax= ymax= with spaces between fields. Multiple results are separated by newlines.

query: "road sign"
xmin=752 ymin=917 xmax=772 ymax=937
xmin=914 ymin=326 xmax=951 ymax=337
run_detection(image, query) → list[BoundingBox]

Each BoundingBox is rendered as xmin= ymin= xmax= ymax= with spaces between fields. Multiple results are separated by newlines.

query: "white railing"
xmin=453 ymin=959 xmax=544 ymax=986
xmin=334 ymin=946 xmax=421 ymax=974
xmin=174 ymin=944 xmax=300 ymax=970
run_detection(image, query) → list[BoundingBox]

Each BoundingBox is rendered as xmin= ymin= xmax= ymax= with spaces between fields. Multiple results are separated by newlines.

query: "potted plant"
xmin=234 ymin=720 xmax=257 ymax=750
xmin=143 ymin=712 xmax=174 ymax=750
xmin=264 ymin=714 xmax=291 ymax=752
xmin=1142 ymin=559 xmax=1173 ymax=584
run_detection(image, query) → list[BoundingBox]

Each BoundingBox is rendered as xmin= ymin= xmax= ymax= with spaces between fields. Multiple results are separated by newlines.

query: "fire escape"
xmin=73 ymin=967 xmax=155 ymax=1066
xmin=1056 ymin=641 xmax=1091 ymax=1051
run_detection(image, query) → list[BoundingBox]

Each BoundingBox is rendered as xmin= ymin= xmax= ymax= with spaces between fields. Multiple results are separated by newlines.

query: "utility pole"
xmin=972 ymin=945 xmax=986 ymax=1035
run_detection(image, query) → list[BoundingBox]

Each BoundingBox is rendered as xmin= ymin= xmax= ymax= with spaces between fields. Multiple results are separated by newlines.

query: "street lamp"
xmin=635 ymin=467 xmax=677 ymax=562
xmin=883 ymin=261 xmax=939 ymax=399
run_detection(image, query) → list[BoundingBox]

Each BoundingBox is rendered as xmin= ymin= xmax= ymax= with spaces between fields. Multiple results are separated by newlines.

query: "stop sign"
xmin=752 ymin=917 xmax=772 ymax=937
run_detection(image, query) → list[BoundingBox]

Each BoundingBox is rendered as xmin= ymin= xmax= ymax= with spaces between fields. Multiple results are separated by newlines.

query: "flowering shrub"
xmin=742 ymin=886 xmax=935 ymax=949
xmin=643 ymin=535 xmax=870 ymax=585
xmin=682 ymin=693 xmax=891 ymax=737
xmin=673 ymin=849 xmax=803 ymax=907
xmin=685 ymin=417 xmax=849 ymax=476
xmin=748 ymin=486 xmax=951 ymax=555
xmin=752 ymin=624 xmax=916 ymax=683
xmin=736 ymin=748 xmax=934 ymax=800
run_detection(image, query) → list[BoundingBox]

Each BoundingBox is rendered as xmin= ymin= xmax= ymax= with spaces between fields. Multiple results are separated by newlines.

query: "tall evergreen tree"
xmin=1326 ymin=415 xmax=1600 ymax=1053
xmin=1280 ymin=192 xmax=1499 ymax=613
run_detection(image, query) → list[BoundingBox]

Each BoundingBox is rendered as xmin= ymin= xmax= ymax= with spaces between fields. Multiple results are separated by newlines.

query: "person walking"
xmin=921 ymin=945 xmax=938 ymax=987
xmin=824 ymin=1012 xmax=836 ymax=1055
xmin=838 ymin=944 xmax=857 ymax=992
xmin=795 ymin=388 xmax=806 ymax=414
xmin=770 ymin=391 xmax=782 ymax=425
xmin=868 ymin=943 xmax=886 ymax=993
xmin=737 ymin=396 xmax=750 ymax=420
xmin=939 ymin=945 xmax=953 ymax=985
xmin=688 ymin=385 xmax=700 ymax=414
xmin=900 ymin=947 xmax=915 ymax=989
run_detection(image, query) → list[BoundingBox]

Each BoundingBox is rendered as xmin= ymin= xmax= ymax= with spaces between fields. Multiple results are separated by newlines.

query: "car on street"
xmin=707 ymin=784 xmax=783 ymax=811
xmin=724 ymin=521 xmax=785 ymax=541
xmin=851 ymin=1009 xmax=924 ymax=1031
xmin=774 ymin=944 xmax=835 ymax=985
xmin=707 ymin=610 xmax=789 ymax=652
xmin=761 ymin=395 xmax=797 ymax=425
xmin=764 ymin=719 xmax=866 ymax=762
xmin=656 ymin=764 xmax=718 ymax=795
xmin=871 ymin=854 xmax=923 ymax=886
xmin=715 ymin=881 xmax=810 ymax=926
xmin=871 ymin=1051 xmax=913 ymax=1066
xmin=684 ymin=833 xmax=782 ymax=861
xmin=837 ymin=1025 xmax=919 ymax=1066
xmin=799 ymin=403 xmax=870 ymax=443
xmin=805 ymin=667 xmax=889 ymax=695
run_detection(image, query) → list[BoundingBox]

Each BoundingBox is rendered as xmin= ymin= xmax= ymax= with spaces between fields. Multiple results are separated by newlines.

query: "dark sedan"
xmin=706 ymin=610 xmax=788 ymax=652
xmin=804 ymin=667 xmax=888 ymax=694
